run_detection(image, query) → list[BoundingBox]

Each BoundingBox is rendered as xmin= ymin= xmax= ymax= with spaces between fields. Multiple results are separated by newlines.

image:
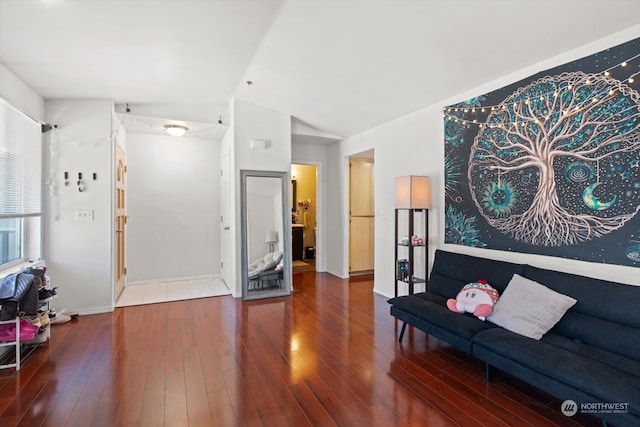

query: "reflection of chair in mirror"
xmin=247 ymin=251 xmax=284 ymax=292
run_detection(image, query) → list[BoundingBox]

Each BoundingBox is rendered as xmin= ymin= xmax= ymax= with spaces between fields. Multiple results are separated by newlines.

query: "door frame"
xmin=114 ymin=142 xmax=127 ymax=303
xmin=348 ymin=157 xmax=375 ymax=274
xmin=342 ymin=150 xmax=375 ymax=278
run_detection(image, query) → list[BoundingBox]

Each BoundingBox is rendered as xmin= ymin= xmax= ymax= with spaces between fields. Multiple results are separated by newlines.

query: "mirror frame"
xmin=240 ymin=170 xmax=292 ymax=300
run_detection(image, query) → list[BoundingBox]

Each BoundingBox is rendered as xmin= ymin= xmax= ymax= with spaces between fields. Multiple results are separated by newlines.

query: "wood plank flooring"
xmin=0 ymin=272 xmax=601 ymax=426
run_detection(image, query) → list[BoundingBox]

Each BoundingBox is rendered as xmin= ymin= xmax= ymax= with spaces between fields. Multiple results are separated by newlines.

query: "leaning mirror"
xmin=241 ymin=170 xmax=291 ymax=300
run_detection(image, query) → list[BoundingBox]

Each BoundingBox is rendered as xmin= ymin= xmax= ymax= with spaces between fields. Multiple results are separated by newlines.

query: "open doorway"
xmin=291 ymin=164 xmax=317 ymax=273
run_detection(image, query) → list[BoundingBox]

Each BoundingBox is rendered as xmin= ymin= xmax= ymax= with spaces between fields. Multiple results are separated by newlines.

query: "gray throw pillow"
xmin=487 ymin=273 xmax=577 ymax=340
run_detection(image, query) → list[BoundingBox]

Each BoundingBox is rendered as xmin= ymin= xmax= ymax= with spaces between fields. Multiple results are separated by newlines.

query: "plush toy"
xmin=446 ymin=280 xmax=499 ymax=321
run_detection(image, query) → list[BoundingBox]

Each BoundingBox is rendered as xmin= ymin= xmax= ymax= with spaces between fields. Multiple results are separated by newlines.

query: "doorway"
xmin=349 ymin=152 xmax=374 ymax=275
xmin=291 ymin=164 xmax=317 ymax=273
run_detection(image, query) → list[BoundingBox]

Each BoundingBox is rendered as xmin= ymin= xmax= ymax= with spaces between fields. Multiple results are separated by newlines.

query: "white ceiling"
xmin=1 ymin=0 xmax=639 ymax=141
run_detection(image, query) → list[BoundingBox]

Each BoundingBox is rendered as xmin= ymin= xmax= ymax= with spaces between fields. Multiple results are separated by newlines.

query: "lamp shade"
xmin=265 ymin=230 xmax=278 ymax=244
xmin=395 ymin=176 xmax=431 ymax=209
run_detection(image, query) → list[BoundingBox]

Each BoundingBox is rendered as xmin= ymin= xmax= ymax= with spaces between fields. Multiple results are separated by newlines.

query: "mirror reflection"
xmin=241 ymin=170 xmax=291 ymax=300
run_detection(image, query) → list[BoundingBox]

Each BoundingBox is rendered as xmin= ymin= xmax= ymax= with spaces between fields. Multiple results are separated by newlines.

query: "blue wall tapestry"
xmin=444 ymin=37 xmax=640 ymax=266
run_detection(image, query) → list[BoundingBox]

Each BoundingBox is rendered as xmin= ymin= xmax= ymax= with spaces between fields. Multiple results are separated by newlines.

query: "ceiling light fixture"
xmin=164 ymin=124 xmax=188 ymax=137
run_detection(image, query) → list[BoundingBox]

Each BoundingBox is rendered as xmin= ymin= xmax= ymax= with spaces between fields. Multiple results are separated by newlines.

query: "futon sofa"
xmin=388 ymin=249 xmax=640 ymax=425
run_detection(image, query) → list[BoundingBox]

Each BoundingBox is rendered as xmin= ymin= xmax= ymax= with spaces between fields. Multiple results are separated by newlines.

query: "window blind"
xmin=0 ymin=99 xmax=41 ymax=218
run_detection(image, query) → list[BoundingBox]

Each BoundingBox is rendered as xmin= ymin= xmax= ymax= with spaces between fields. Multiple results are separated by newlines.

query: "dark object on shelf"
xmin=305 ymin=246 xmax=315 ymax=259
xmin=0 ymin=273 xmax=38 ymax=319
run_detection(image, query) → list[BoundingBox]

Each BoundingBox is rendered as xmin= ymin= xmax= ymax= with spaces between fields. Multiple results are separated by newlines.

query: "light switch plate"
xmin=74 ymin=210 xmax=94 ymax=221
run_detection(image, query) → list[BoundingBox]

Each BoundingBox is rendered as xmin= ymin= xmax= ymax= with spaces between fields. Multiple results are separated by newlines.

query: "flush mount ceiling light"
xmin=164 ymin=124 xmax=188 ymax=137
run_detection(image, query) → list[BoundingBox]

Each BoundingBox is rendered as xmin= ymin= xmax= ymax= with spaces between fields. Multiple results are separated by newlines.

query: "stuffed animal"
xmin=446 ymin=280 xmax=499 ymax=321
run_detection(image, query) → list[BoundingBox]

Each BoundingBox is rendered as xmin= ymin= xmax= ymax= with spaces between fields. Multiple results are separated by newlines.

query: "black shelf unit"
xmin=394 ymin=208 xmax=428 ymax=297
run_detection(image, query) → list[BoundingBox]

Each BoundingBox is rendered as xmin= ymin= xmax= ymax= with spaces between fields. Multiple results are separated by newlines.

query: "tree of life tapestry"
xmin=444 ymin=37 xmax=640 ymax=267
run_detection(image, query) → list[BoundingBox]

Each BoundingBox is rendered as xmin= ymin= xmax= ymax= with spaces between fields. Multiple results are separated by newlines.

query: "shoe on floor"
xmin=50 ymin=314 xmax=72 ymax=325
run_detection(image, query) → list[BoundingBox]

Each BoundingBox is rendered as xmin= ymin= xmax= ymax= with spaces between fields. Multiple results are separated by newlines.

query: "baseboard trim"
xmin=75 ymin=306 xmax=115 ymax=316
xmin=325 ymin=268 xmax=349 ymax=279
xmin=373 ymin=288 xmax=394 ymax=299
xmin=127 ymin=274 xmax=221 ymax=287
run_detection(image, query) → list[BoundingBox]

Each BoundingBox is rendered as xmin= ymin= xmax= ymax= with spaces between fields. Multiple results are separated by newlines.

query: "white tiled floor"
xmin=115 ymin=277 xmax=230 ymax=307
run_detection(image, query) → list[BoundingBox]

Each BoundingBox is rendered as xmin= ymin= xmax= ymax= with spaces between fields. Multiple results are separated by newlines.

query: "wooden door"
xmin=349 ymin=159 xmax=374 ymax=273
xmin=115 ymin=144 xmax=127 ymax=300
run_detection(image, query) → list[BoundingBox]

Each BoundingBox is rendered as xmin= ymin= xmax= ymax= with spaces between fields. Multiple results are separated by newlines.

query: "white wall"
xmin=0 ymin=64 xmax=44 ymax=121
xmin=325 ymin=142 xmax=347 ymax=277
xmin=246 ymin=192 xmax=276 ymax=262
xmin=125 ymin=133 xmax=220 ymax=283
xmin=112 ymin=108 xmax=127 ymax=152
xmin=229 ymin=98 xmax=291 ymax=296
xmin=292 ymin=143 xmax=329 ymax=272
xmin=220 ymin=124 xmax=235 ymax=291
xmin=43 ymin=98 xmax=114 ymax=313
xmin=334 ymin=26 xmax=640 ymax=297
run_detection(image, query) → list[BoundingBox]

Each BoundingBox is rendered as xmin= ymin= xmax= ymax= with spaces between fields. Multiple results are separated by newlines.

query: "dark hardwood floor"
xmin=0 ymin=272 xmax=601 ymax=427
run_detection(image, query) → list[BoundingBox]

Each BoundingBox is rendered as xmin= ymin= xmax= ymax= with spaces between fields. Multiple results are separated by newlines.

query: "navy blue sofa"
xmin=388 ymin=249 xmax=640 ymax=426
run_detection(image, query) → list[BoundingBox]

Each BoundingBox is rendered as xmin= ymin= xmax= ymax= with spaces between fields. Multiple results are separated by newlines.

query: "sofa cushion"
xmin=430 ymin=250 xmax=525 ymax=294
xmin=551 ymin=310 xmax=640 ymax=363
xmin=523 ymin=264 xmax=640 ymax=328
xmin=389 ymin=293 xmax=496 ymax=346
xmin=542 ymin=333 xmax=640 ymax=379
xmin=523 ymin=264 xmax=640 ymax=361
xmin=472 ymin=328 xmax=640 ymax=416
xmin=487 ymin=274 xmax=576 ymax=340
xmin=426 ymin=272 xmax=466 ymax=299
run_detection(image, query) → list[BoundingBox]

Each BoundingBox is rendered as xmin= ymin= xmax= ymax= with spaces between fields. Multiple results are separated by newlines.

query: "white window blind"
xmin=0 ymin=99 xmax=41 ymax=219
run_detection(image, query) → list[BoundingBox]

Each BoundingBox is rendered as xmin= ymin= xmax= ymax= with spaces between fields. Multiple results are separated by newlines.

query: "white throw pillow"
xmin=487 ymin=274 xmax=577 ymax=340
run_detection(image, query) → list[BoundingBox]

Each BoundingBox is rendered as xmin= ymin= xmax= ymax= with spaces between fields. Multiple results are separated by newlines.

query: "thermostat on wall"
xmin=251 ymin=139 xmax=268 ymax=150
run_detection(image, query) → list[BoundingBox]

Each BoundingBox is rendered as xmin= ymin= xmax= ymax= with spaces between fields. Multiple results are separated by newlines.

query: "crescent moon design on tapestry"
xmin=582 ymin=182 xmax=617 ymax=211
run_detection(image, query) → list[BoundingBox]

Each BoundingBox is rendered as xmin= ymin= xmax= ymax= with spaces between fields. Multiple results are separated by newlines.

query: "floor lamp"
xmin=395 ymin=175 xmax=431 ymax=296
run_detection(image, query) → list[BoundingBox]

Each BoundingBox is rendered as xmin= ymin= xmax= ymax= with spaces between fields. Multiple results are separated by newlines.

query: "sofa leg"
xmin=485 ymin=362 xmax=492 ymax=382
xmin=398 ymin=322 xmax=408 ymax=342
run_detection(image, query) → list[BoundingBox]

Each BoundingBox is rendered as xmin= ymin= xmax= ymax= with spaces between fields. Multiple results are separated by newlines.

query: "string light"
xmin=602 ymin=52 xmax=639 ymax=75
xmin=443 ymin=84 xmax=624 ymax=129
xmin=442 ymin=53 xmax=638 ymax=129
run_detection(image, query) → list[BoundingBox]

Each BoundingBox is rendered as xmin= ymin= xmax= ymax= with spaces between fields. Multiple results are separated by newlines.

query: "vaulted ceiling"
xmin=1 ymin=0 xmax=638 ymax=140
